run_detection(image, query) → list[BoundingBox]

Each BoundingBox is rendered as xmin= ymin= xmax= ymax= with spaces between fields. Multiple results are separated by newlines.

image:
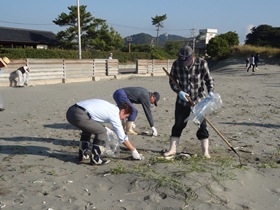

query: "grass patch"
xmin=108 ymin=154 xmax=242 ymax=208
xmin=256 ymin=147 xmax=280 ymax=169
xmin=110 ymin=165 xmax=129 ymax=174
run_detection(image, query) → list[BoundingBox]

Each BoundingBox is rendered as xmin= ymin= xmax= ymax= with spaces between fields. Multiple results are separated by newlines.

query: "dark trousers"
xmin=66 ymin=105 xmax=107 ymax=146
xmin=171 ymin=102 xmax=209 ymax=140
xmin=247 ymin=64 xmax=255 ymax=72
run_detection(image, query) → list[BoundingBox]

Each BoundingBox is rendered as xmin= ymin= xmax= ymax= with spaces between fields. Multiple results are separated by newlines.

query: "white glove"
xmin=151 ymin=126 xmax=158 ymax=136
xmin=208 ymin=91 xmax=214 ymax=97
xmin=178 ymin=91 xmax=189 ymax=102
xmin=131 ymin=149 xmax=142 ymax=160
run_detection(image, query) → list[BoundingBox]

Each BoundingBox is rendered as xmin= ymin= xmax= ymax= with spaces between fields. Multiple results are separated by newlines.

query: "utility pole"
xmin=77 ymin=0 xmax=82 ymax=59
xmin=127 ymin=37 xmax=132 ymax=53
xmin=190 ymin=27 xmax=196 ymax=53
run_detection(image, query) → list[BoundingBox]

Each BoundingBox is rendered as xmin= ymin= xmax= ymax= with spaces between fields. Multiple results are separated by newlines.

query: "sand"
xmin=0 ymin=58 xmax=279 ymax=210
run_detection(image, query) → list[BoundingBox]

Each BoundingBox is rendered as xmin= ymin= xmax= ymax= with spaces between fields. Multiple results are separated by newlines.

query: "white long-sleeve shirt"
xmin=76 ymin=99 xmax=128 ymax=143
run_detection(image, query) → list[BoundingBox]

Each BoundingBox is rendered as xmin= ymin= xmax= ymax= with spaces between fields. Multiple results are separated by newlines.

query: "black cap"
xmin=153 ymin=92 xmax=160 ymax=106
xmin=178 ymin=45 xmax=194 ymax=66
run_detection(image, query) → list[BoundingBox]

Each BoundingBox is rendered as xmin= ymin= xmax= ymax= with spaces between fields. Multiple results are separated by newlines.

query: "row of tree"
xmin=53 ymin=5 xmax=167 ymax=51
xmin=53 ymin=5 xmax=279 ymax=60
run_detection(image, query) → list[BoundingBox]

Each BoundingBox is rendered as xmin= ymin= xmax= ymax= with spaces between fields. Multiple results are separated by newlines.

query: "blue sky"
xmin=0 ymin=0 xmax=278 ymax=44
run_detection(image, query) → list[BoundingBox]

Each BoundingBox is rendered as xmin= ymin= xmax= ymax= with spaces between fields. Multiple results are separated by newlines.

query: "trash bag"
xmin=191 ymin=93 xmax=222 ymax=125
xmin=103 ymin=127 xmax=120 ymax=157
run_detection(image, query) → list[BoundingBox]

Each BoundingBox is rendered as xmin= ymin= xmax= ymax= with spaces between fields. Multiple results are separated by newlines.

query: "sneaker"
xmin=90 ymin=155 xmax=110 ymax=165
xmin=90 ymin=145 xmax=110 ymax=165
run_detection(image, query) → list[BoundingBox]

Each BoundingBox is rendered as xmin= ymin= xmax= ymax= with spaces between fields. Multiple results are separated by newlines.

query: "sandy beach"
xmin=0 ymin=58 xmax=279 ymax=210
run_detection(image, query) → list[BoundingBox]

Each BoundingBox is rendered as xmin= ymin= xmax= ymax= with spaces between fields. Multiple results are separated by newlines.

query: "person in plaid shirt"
xmin=164 ymin=45 xmax=214 ymax=158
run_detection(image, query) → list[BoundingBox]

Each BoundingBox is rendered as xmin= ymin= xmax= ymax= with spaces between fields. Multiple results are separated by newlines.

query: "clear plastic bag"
xmin=191 ymin=93 xmax=222 ymax=125
xmin=103 ymin=127 xmax=120 ymax=157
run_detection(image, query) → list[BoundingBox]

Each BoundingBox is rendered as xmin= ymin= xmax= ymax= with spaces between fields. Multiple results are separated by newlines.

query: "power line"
xmin=0 ymin=20 xmax=55 ymax=26
xmin=0 ymin=19 xmax=195 ymax=37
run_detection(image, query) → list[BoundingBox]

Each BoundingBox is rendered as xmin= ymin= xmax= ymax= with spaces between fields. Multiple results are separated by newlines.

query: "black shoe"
xmin=78 ymin=141 xmax=91 ymax=161
xmin=79 ymin=149 xmax=91 ymax=161
xmin=90 ymin=145 xmax=110 ymax=165
xmin=0 ymin=108 xmax=5 ymax=111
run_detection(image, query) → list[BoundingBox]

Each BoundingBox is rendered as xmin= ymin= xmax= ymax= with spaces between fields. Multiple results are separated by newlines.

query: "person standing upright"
xmin=247 ymin=54 xmax=255 ymax=72
xmin=163 ymin=45 xmax=215 ymax=159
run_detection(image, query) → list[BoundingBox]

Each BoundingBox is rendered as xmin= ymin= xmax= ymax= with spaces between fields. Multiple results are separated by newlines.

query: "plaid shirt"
xmin=169 ymin=57 xmax=214 ymax=106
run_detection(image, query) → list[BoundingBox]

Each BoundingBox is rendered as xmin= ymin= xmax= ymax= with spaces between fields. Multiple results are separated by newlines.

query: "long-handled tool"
xmin=163 ymin=67 xmax=243 ymax=165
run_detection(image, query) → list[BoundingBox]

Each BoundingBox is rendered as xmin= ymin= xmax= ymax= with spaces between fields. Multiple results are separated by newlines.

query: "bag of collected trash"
xmin=190 ymin=93 xmax=222 ymax=125
xmin=103 ymin=127 xmax=120 ymax=157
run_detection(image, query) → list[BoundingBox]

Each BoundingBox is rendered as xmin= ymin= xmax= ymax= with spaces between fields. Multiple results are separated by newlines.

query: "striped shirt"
xmin=169 ymin=57 xmax=214 ymax=106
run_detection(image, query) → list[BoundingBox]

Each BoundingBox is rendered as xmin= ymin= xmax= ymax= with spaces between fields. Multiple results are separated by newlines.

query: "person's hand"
xmin=151 ymin=126 xmax=158 ymax=136
xmin=208 ymin=91 xmax=214 ymax=98
xmin=178 ymin=91 xmax=189 ymax=102
xmin=131 ymin=149 xmax=142 ymax=160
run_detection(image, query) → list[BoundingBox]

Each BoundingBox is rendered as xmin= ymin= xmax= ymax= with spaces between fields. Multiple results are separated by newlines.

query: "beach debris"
xmin=141 ymin=131 xmax=152 ymax=136
xmin=118 ymin=199 xmax=124 ymax=203
xmin=0 ymin=202 xmax=6 ymax=209
xmin=33 ymin=180 xmax=43 ymax=183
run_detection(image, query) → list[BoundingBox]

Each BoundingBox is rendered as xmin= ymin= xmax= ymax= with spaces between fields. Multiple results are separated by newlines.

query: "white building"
xmin=196 ymin=29 xmax=218 ymax=55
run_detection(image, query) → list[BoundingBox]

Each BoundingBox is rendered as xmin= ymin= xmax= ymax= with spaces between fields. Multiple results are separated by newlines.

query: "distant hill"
xmin=124 ymin=33 xmax=187 ymax=46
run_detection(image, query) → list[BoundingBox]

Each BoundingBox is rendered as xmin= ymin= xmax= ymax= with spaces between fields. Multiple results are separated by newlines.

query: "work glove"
xmin=151 ymin=126 xmax=158 ymax=136
xmin=178 ymin=91 xmax=189 ymax=102
xmin=208 ymin=91 xmax=214 ymax=98
xmin=131 ymin=149 xmax=142 ymax=160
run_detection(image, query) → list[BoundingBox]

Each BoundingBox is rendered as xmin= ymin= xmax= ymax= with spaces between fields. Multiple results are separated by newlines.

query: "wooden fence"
xmin=0 ymin=58 xmax=175 ymax=87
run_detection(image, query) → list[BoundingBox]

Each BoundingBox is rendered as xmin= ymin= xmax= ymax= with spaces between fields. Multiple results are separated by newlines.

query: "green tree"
xmin=206 ymin=36 xmax=231 ymax=60
xmin=245 ymin=24 xmax=280 ymax=48
xmin=53 ymin=5 xmax=93 ymax=50
xmin=164 ymin=40 xmax=184 ymax=57
xmin=206 ymin=31 xmax=238 ymax=60
xmin=151 ymin=14 xmax=167 ymax=47
xmin=219 ymin=31 xmax=239 ymax=46
xmin=53 ymin=5 xmax=123 ymax=51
